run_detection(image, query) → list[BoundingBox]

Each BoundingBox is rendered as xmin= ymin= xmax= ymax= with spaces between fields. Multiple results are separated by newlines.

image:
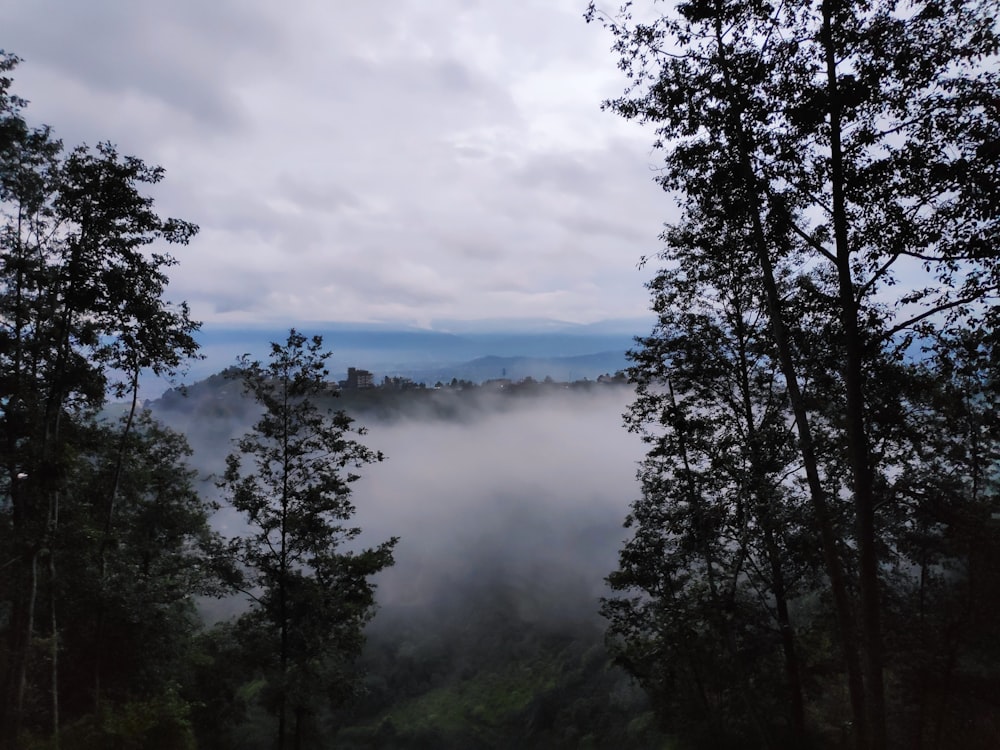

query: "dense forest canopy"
xmin=587 ymin=0 xmax=1000 ymax=747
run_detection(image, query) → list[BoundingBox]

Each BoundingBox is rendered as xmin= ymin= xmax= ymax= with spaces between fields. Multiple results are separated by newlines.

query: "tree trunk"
xmin=10 ymin=550 xmax=40 ymax=750
xmin=669 ymin=379 xmax=775 ymax=748
xmin=49 ymin=549 xmax=59 ymax=747
xmin=733 ymin=276 xmax=807 ymax=745
xmin=277 ymin=366 xmax=291 ymax=750
xmin=709 ymin=4 xmax=868 ymax=743
xmin=766 ymin=526 xmax=807 ymax=744
xmin=93 ymin=368 xmax=141 ymax=712
xmin=820 ymin=3 xmax=886 ymax=746
xmin=2 ymin=213 xmax=30 ymax=750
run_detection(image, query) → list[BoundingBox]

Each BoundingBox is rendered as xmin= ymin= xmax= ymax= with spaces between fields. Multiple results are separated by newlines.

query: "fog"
xmin=159 ymin=383 xmax=643 ymax=629
xmin=351 ymin=387 xmax=643 ymax=625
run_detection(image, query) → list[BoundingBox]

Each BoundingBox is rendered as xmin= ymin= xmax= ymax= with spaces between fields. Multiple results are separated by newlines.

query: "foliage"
xmin=0 ymin=51 xmax=210 ymax=748
xmin=588 ymin=0 xmax=1000 ymax=747
xmin=605 ymin=203 xmax=827 ymax=746
xmin=334 ymin=586 xmax=668 ymax=750
xmin=52 ymin=689 xmax=197 ymax=750
xmin=220 ymin=329 xmax=397 ymax=749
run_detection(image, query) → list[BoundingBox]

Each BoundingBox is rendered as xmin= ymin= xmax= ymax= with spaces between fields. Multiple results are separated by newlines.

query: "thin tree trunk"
xmin=820 ymin=3 xmax=886 ymax=746
xmin=732 ymin=273 xmax=808 ymax=745
xmin=668 ymin=380 xmax=775 ymax=748
xmin=767 ymin=526 xmax=807 ymax=744
xmin=93 ymin=368 xmax=141 ymax=711
xmin=102 ymin=369 xmax=141 ymax=556
xmin=750 ymin=190 xmax=868 ymax=750
xmin=708 ymin=6 xmax=869 ymax=743
xmin=2 ymin=210 xmax=30 ymax=750
xmin=49 ymin=548 xmax=59 ymax=747
xmin=278 ymin=365 xmax=291 ymax=750
xmin=11 ymin=550 xmax=40 ymax=748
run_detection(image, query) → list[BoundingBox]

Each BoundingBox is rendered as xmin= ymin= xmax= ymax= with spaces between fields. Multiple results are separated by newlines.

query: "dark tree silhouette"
xmin=221 ymin=330 xmax=397 ymax=750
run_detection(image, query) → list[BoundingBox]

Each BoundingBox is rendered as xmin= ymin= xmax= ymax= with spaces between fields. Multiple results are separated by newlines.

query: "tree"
xmin=220 ymin=330 xmax=397 ymax=750
xmin=588 ymin=1 xmax=999 ymax=746
xmin=0 ymin=51 xmax=203 ymax=747
xmin=51 ymin=413 xmax=223 ymax=749
xmin=871 ymin=327 xmax=1000 ymax=747
xmin=604 ymin=204 xmax=820 ymax=747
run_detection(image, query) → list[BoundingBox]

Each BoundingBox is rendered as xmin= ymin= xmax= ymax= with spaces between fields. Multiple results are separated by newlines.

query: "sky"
xmin=3 ymin=0 xmax=674 ymax=331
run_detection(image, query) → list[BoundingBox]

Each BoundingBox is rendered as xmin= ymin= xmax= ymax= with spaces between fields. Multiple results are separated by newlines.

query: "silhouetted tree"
xmin=0 ymin=51 xmax=201 ymax=748
xmin=605 ymin=204 xmax=819 ymax=747
xmin=588 ymin=0 xmax=1000 ymax=746
xmin=221 ymin=330 xmax=397 ymax=750
xmin=53 ymin=414 xmax=222 ymax=749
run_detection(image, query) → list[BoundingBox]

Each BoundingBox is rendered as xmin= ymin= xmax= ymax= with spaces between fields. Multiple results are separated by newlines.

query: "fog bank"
xmin=157 ymin=382 xmax=643 ymax=627
xmin=352 ymin=387 xmax=642 ymax=625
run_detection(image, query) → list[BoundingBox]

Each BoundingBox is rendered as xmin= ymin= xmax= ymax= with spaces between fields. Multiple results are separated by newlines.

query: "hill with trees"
xmin=4 ymin=0 xmax=1000 ymax=744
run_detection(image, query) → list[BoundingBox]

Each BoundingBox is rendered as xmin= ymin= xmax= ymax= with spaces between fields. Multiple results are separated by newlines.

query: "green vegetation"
xmin=589 ymin=0 xmax=1000 ymax=747
xmin=334 ymin=607 xmax=670 ymax=749
xmin=219 ymin=331 xmax=397 ymax=749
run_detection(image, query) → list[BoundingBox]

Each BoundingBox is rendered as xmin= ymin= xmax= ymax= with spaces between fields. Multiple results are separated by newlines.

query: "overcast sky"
xmin=3 ymin=0 xmax=674 ymax=330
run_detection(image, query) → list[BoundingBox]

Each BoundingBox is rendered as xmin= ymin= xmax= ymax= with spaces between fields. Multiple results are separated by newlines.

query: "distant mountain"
xmin=136 ymin=319 xmax=647 ymax=399
xmin=425 ymin=316 xmax=654 ymax=335
xmin=385 ymin=351 xmax=629 ymax=384
xmin=190 ymin=321 xmax=642 ymax=374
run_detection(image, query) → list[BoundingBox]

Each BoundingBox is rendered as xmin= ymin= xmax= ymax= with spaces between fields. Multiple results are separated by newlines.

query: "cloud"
xmin=348 ymin=387 xmax=642 ymax=620
xmin=5 ymin=0 xmax=279 ymax=135
xmin=4 ymin=0 xmax=675 ymax=328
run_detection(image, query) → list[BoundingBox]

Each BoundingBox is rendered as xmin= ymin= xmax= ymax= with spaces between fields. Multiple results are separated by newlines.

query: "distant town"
xmin=337 ymin=366 xmax=629 ymax=391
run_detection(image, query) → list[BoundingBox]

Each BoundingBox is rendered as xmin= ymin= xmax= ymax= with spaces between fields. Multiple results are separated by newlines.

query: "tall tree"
xmin=604 ymin=203 xmax=820 ymax=747
xmin=0 ymin=52 xmax=201 ymax=747
xmin=588 ymin=1 xmax=999 ymax=746
xmin=221 ymin=330 xmax=397 ymax=750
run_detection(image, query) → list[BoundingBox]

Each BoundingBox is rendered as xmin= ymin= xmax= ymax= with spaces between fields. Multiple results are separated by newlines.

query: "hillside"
xmin=142 ymin=370 xmax=663 ymax=748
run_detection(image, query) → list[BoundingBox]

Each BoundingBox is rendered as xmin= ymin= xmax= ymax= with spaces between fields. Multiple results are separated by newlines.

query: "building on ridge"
xmin=343 ymin=367 xmax=374 ymax=389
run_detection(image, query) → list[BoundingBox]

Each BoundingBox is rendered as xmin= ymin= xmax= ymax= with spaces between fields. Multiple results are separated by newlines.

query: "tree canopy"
xmin=588 ymin=1 xmax=1000 ymax=747
xmin=219 ymin=330 xmax=397 ymax=749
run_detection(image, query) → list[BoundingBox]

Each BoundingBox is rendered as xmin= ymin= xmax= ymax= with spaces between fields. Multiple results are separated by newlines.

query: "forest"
xmin=585 ymin=0 xmax=1000 ymax=748
xmin=3 ymin=0 xmax=1000 ymax=747
xmin=0 ymin=50 xmax=652 ymax=745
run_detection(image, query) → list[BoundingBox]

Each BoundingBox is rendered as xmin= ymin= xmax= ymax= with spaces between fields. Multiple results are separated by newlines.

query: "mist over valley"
xmin=151 ymin=373 xmax=643 ymax=622
xmin=145 ymin=367 xmax=661 ymax=746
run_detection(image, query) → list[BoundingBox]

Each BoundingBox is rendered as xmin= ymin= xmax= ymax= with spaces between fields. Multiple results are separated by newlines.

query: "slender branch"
xmin=782 ymin=212 xmax=838 ymax=264
xmin=885 ymin=293 xmax=989 ymax=338
xmin=857 ymin=252 xmax=901 ymax=298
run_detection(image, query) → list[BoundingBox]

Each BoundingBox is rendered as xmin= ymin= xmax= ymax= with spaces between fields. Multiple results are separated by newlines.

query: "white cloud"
xmin=2 ymin=0 xmax=674 ymax=328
